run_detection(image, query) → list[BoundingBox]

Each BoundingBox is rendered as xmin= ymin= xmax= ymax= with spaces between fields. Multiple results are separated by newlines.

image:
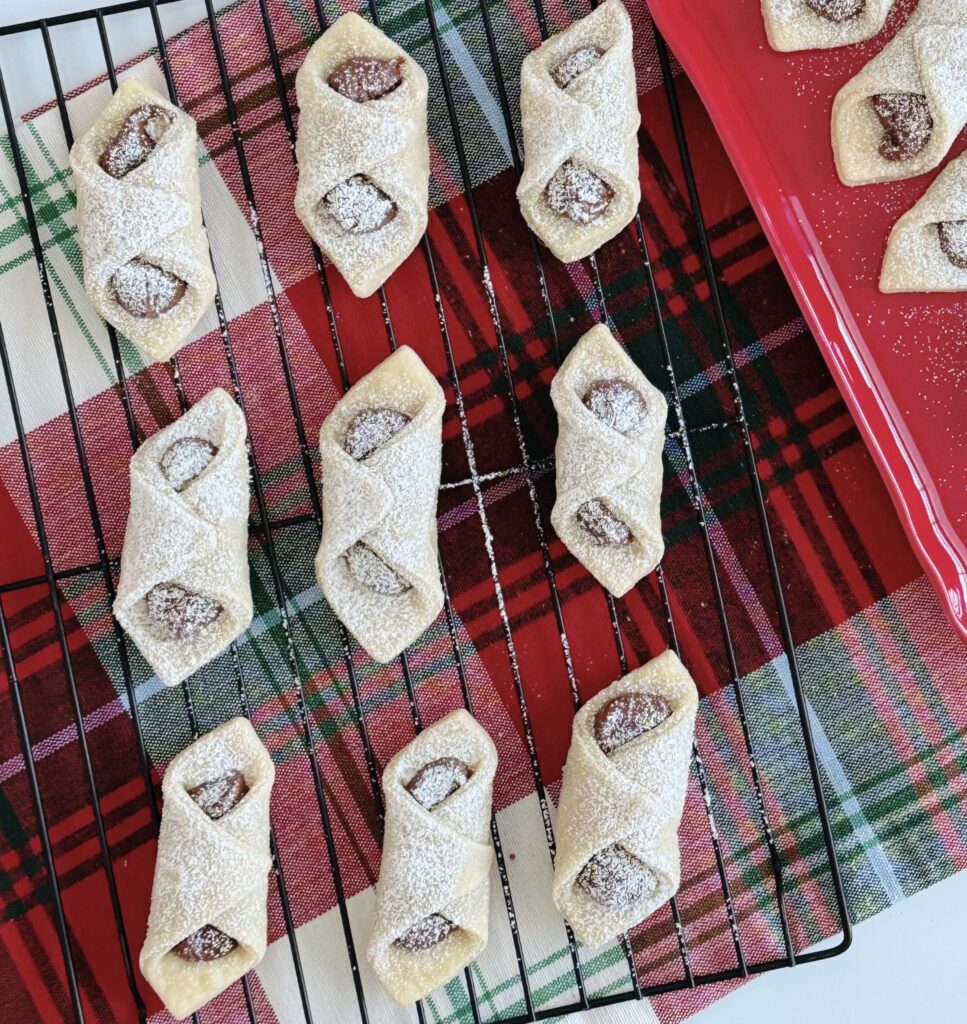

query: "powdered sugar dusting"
xmin=552 ymin=45 xmax=604 ymax=88
xmin=321 ymin=174 xmax=398 ymax=234
xmin=110 ymin=258 xmax=187 ymax=319
xmin=343 ymin=407 xmax=411 ymax=460
xmin=160 ymin=436 xmax=218 ymax=492
xmin=405 ymin=757 xmax=472 ymax=810
xmin=99 ymin=103 xmax=171 ymax=178
xmin=545 ymin=159 xmax=615 ymax=225
xmin=594 ymin=692 xmax=672 ymax=753
xmin=577 ymin=498 xmax=634 ymax=547
xmin=938 ymin=220 xmax=967 ymax=268
xmin=392 ymin=914 xmax=456 ymax=952
xmin=344 ymin=541 xmax=412 ymax=596
xmin=582 ymin=378 xmax=648 ymax=436
xmin=145 ymin=582 xmax=222 ymax=641
xmin=575 ymin=843 xmax=658 ymax=908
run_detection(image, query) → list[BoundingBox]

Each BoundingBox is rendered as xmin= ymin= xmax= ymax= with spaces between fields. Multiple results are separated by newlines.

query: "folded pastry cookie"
xmin=550 ymin=324 xmax=667 ymax=598
xmin=552 ymin=650 xmax=698 ymax=947
xmin=294 ymin=12 xmax=429 ymax=298
xmin=516 ymin=0 xmax=641 ymax=263
xmin=881 ymin=152 xmax=967 ymax=292
xmin=69 ymin=78 xmax=216 ymax=363
xmin=114 ymin=388 xmax=252 ymax=686
xmin=368 ymin=709 xmax=497 ymax=1005
xmin=140 ymin=717 xmax=275 ymax=1020
xmin=832 ymin=0 xmax=967 ymax=185
xmin=316 ymin=346 xmax=444 ymax=662
xmin=761 ymin=0 xmax=895 ymax=53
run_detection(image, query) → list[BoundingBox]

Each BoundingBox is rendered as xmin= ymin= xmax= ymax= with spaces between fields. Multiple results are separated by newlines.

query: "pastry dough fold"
xmin=140 ymin=717 xmax=275 ymax=1020
xmin=368 ymin=710 xmax=497 ymax=1005
xmin=114 ymin=387 xmax=253 ymax=686
xmin=294 ymin=12 xmax=429 ymax=297
xmin=316 ymin=346 xmax=445 ymax=662
xmin=881 ymin=152 xmax=967 ymax=292
xmin=69 ymin=78 xmax=216 ymax=362
xmin=761 ymin=0 xmax=894 ymax=53
xmin=552 ymin=650 xmax=698 ymax=947
xmin=550 ymin=324 xmax=667 ymax=597
xmin=832 ymin=0 xmax=967 ymax=185
xmin=516 ymin=0 xmax=641 ymax=263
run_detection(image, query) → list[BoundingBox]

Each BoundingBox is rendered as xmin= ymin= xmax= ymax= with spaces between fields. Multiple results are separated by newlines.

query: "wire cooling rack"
xmin=0 ymin=0 xmax=851 ymax=1021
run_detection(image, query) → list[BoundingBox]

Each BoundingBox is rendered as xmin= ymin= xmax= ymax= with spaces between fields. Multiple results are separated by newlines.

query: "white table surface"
xmin=0 ymin=1 xmax=963 ymax=1021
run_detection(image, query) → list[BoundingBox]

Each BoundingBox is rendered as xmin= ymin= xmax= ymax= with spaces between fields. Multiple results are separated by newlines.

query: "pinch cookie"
xmin=294 ymin=12 xmax=429 ymax=297
xmin=516 ymin=0 xmax=641 ymax=263
xmin=69 ymin=78 xmax=216 ymax=363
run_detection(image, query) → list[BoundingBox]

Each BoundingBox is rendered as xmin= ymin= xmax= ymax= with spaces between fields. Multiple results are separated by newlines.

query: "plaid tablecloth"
xmin=0 ymin=0 xmax=965 ymax=1022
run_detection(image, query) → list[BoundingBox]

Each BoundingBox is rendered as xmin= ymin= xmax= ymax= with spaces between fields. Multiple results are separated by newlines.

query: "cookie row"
xmin=114 ymin=324 xmax=665 ymax=683
xmin=70 ymin=0 xmax=642 ymax=365
xmin=141 ymin=649 xmax=698 ymax=1018
xmin=762 ymin=0 xmax=967 ymax=293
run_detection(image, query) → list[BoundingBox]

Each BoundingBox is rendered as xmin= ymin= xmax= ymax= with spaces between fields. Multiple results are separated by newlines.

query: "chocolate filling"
xmin=575 ymin=843 xmax=657 ymax=909
xmin=321 ymin=175 xmax=397 ymax=234
xmin=99 ymin=103 xmax=172 ymax=179
xmin=552 ymin=46 xmax=604 ymax=89
xmin=188 ymin=770 xmax=249 ymax=820
xmin=145 ymin=582 xmax=222 ymax=641
xmin=328 ymin=55 xmax=405 ymax=102
xmin=343 ymin=407 xmax=411 ymax=460
xmin=938 ymin=220 xmax=967 ymax=270
xmin=582 ymin=379 xmax=648 ymax=436
xmin=393 ymin=913 xmax=457 ymax=952
xmin=111 ymin=258 xmax=187 ymax=319
xmin=804 ymin=0 xmax=865 ymax=22
xmin=545 ymin=160 xmax=614 ymax=226
xmin=160 ymin=436 xmax=218 ymax=492
xmin=870 ymin=93 xmax=933 ymax=162
xmin=594 ymin=692 xmax=672 ymax=755
xmin=172 ymin=924 xmax=239 ymax=962
xmin=406 ymin=757 xmax=473 ymax=810
xmin=344 ymin=542 xmax=411 ymax=596
xmin=576 ymin=499 xmax=634 ymax=547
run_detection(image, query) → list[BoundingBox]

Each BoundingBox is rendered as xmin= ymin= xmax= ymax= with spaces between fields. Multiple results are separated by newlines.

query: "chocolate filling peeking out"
xmin=99 ymin=103 xmax=172 ymax=179
xmin=804 ymin=0 xmax=865 ymax=22
xmin=576 ymin=499 xmax=634 ymax=547
xmin=552 ymin=46 xmax=604 ymax=89
xmin=546 ymin=160 xmax=614 ymax=225
xmin=594 ymin=692 xmax=672 ymax=755
xmin=344 ymin=542 xmax=411 ymax=596
xmin=575 ymin=844 xmax=657 ymax=909
xmin=343 ymin=407 xmax=411 ymax=460
xmin=393 ymin=913 xmax=457 ymax=952
xmin=188 ymin=770 xmax=249 ymax=820
xmin=321 ymin=175 xmax=397 ymax=234
xmin=938 ymin=220 xmax=967 ymax=270
xmin=145 ymin=582 xmax=222 ymax=641
xmin=328 ymin=55 xmax=404 ymax=102
xmin=870 ymin=93 xmax=933 ymax=162
xmin=172 ymin=924 xmax=239 ymax=962
xmin=406 ymin=757 xmax=473 ymax=810
xmin=582 ymin=379 xmax=648 ymax=436
xmin=111 ymin=258 xmax=187 ymax=320
xmin=161 ymin=436 xmax=218 ymax=492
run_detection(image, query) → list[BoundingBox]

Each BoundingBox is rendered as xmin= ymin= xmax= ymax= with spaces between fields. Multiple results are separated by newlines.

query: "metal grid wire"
xmin=0 ymin=0 xmax=852 ymax=1021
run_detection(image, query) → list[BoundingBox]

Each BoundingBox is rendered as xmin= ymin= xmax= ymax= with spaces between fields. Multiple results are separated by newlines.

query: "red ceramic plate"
xmin=647 ymin=0 xmax=967 ymax=641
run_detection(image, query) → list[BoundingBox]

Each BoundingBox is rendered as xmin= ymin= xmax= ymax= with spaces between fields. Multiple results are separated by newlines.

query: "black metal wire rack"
xmin=0 ymin=0 xmax=851 ymax=1021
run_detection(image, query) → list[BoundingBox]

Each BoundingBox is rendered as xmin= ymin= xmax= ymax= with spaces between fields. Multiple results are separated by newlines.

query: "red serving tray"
xmin=647 ymin=0 xmax=967 ymax=642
